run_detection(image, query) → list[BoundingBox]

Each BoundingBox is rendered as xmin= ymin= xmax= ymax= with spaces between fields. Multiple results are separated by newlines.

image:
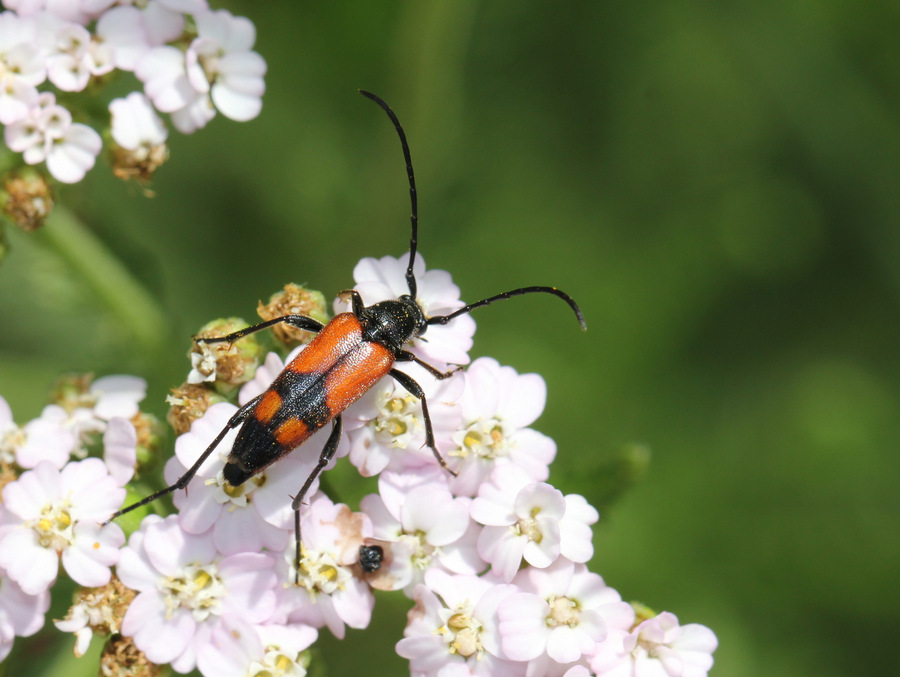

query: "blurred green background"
xmin=1 ymin=1 xmax=898 ymax=676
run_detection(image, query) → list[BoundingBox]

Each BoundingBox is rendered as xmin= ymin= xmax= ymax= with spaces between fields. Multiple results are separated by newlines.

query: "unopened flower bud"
xmin=2 ymin=171 xmax=54 ymax=231
xmin=111 ymin=142 xmax=169 ymax=188
xmin=56 ymin=577 xmax=135 ymax=652
xmin=130 ymin=412 xmax=163 ymax=467
xmin=166 ymin=383 xmax=228 ymax=435
xmin=49 ymin=373 xmax=97 ymax=413
xmin=100 ymin=632 xmax=163 ymax=677
xmin=257 ymin=284 xmax=329 ymax=346
xmin=189 ymin=317 xmax=262 ymax=393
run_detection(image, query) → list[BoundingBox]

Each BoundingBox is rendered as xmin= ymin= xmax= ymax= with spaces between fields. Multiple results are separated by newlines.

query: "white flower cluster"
xmin=106 ymin=254 xmax=716 ymax=677
xmin=0 ymin=256 xmax=719 ymax=676
xmin=0 ymin=0 xmax=265 ymax=183
xmin=0 ymin=375 xmax=147 ymax=660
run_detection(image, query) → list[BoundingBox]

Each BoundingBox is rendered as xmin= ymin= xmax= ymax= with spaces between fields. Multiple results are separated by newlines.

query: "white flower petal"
xmin=46 ymin=123 xmax=101 ymax=183
xmin=210 ymin=80 xmax=262 ymax=121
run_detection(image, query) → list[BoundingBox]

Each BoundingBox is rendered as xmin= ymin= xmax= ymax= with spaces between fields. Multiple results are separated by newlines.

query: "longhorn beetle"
xmin=106 ymin=90 xmax=586 ymax=581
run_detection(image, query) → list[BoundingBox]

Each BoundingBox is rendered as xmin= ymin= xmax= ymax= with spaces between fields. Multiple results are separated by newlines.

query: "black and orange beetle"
xmin=107 ymin=91 xmax=586 ymax=576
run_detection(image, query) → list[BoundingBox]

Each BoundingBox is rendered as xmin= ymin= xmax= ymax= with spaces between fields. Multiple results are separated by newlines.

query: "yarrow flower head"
xmin=600 ymin=610 xmax=719 ymax=677
xmin=116 ymin=514 xmax=279 ymax=673
xmin=0 ymin=395 xmax=76 ymax=470
xmin=0 ymin=1 xmax=266 ymax=191
xmin=396 ymin=569 xmax=521 ymax=676
xmin=361 ymin=482 xmax=478 ymax=594
xmin=273 ymin=494 xmax=376 ymax=640
xmin=497 ymin=560 xmax=634 ymax=671
xmin=447 ymin=356 xmax=556 ymax=496
xmin=0 ymin=458 xmax=125 ymax=595
xmin=3 ymin=91 xmax=102 ymax=183
xmin=470 ymin=464 xmax=599 ymax=582
xmin=196 ymin=616 xmax=317 ymax=677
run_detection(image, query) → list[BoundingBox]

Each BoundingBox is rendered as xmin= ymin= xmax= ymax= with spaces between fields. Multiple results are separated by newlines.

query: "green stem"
xmin=39 ymin=205 xmax=168 ymax=354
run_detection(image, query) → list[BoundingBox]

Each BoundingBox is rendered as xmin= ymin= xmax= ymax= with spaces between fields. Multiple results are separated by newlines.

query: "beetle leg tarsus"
xmin=396 ymin=350 xmax=462 ymax=380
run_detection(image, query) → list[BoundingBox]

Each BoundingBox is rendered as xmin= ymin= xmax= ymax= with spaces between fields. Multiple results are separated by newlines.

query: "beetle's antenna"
xmin=427 ymin=285 xmax=587 ymax=330
xmin=359 ymin=90 xmax=419 ymax=299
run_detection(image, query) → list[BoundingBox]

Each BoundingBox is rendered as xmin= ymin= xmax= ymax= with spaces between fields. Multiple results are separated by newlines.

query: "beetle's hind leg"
xmin=290 ymin=415 xmax=343 ymax=584
xmin=103 ymin=394 xmax=263 ymax=524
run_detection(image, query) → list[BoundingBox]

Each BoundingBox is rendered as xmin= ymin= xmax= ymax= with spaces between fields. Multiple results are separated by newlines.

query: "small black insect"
xmin=358 ymin=544 xmax=385 ymax=573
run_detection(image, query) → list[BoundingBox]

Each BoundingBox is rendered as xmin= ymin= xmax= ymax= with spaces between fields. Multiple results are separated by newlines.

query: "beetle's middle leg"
xmin=389 ymin=367 xmax=457 ymax=477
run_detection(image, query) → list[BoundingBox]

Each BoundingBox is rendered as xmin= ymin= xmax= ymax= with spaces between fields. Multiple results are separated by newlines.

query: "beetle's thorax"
xmin=358 ymin=294 xmax=427 ymax=353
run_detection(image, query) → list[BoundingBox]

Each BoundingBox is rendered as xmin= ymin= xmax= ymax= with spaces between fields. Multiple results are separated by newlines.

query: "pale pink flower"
xmin=471 ymin=465 xmax=598 ymax=581
xmin=4 ymin=91 xmax=102 ymax=182
xmin=96 ymin=7 xmax=148 ymax=71
xmin=95 ymin=3 xmax=183 ymax=71
xmin=0 ymin=75 xmax=39 ymax=126
xmin=615 ymin=612 xmax=718 ymax=677
xmin=135 ymin=8 xmax=265 ymax=133
xmin=375 ymin=463 xmax=451 ymax=511
xmin=110 ymin=92 xmax=168 ymax=149
xmin=0 ymin=459 xmax=125 ymax=595
xmin=0 ymin=572 xmax=50 ymax=662
xmin=271 ymin=494 xmax=375 ymax=639
xmin=49 ymin=120 xmax=102 ymax=182
xmin=143 ymin=1 xmax=190 ymax=44
xmin=0 ymin=397 xmax=76 ymax=470
xmin=45 ymin=21 xmax=114 ymax=91
xmin=447 ymin=357 xmax=556 ymax=496
xmin=4 ymin=1 xmax=90 ymax=23
xmin=0 ymin=12 xmax=44 ymax=124
xmin=343 ymin=361 xmax=464 ymax=477
xmin=136 ymin=44 xmax=199 ymax=113
xmin=588 ymin=625 xmax=635 ymax=677
xmin=361 ymin=483 xmax=476 ymax=593
xmin=117 ymin=514 xmax=279 ymax=674
xmin=169 ymin=89 xmax=215 ymax=133
xmin=197 ymin=616 xmax=317 ymax=677
xmin=64 ymin=374 xmax=147 ymax=450
xmin=498 ymin=560 xmax=632 ymax=669
xmin=102 ymin=416 xmax=137 ymax=486
xmin=90 ymin=375 xmax=148 ymax=420
xmin=186 ymin=9 xmax=266 ymax=122
xmin=396 ymin=569 xmax=522 ymax=677
xmin=470 ymin=468 xmax=565 ymax=581
xmin=338 ymin=253 xmax=476 ymax=369
xmin=4 ymin=91 xmax=67 ymax=156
